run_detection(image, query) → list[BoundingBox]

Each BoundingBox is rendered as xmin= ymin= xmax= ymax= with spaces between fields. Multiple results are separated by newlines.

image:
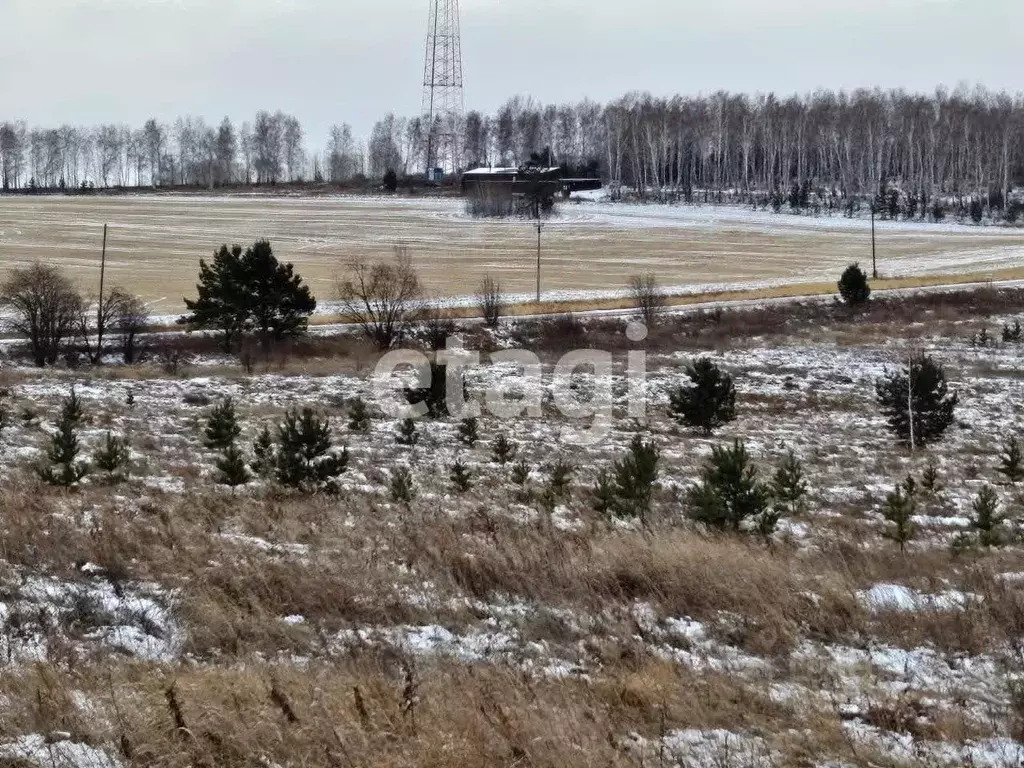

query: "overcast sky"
xmin=2 ymin=0 xmax=1020 ymax=148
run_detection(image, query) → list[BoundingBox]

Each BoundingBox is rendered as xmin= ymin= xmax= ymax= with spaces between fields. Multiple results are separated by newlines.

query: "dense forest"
xmin=2 ymin=86 xmax=1022 ymax=213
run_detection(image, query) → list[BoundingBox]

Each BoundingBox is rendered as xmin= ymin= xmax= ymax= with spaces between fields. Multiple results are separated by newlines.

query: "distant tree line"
xmin=3 ymin=86 xmax=1023 ymax=213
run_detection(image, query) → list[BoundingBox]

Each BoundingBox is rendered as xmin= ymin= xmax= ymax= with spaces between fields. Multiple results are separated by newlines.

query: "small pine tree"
xmin=450 ymin=459 xmax=472 ymax=493
xmin=609 ymin=435 xmax=661 ymax=522
xmin=1002 ymin=320 xmax=1023 ymax=343
xmin=998 ymin=437 xmax=1024 ymax=484
xmin=457 ymin=417 xmax=479 ymax=447
xmin=548 ymin=461 xmax=574 ymax=499
xmin=882 ymin=486 xmax=916 ymax=553
xmin=252 ymin=424 xmax=274 ymax=476
xmin=592 ymin=470 xmax=617 ymax=515
xmin=511 ymin=459 xmax=530 ymax=487
xmin=971 ymin=485 xmax=1005 ymax=547
xmin=94 ymin=432 xmax=130 ymax=480
xmin=687 ymin=440 xmax=769 ymax=532
xmin=770 ymin=450 xmax=808 ymax=519
xmin=204 ymin=397 xmax=241 ymax=450
xmin=347 ymin=397 xmax=371 ymax=434
xmin=126 ymin=390 xmax=136 ymax=409
xmin=875 ymin=354 xmax=959 ymax=446
xmin=274 ymin=408 xmax=349 ymax=493
xmin=216 ymin=444 xmax=251 ymax=488
xmin=39 ymin=409 xmax=90 ymax=487
xmin=920 ymin=460 xmax=942 ymax=496
xmin=389 ymin=466 xmax=416 ymax=504
xmin=62 ymin=388 xmax=84 ymax=427
xmin=669 ymin=358 xmax=736 ymax=435
xmin=838 ymin=263 xmax=871 ymax=306
xmin=396 ymin=418 xmax=419 ymax=446
xmin=491 ymin=434 xmax=517 ymax=465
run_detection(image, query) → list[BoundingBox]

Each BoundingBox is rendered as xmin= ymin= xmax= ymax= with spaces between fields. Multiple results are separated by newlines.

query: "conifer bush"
xmin=687 ymin=440 xmax=769 ymax=532
xmin=511 ymin=459 xmax=530 ymax=487
xmin=838 ymin=263 xmax=871 ymax=306
xmin=396 ymin=418 xmax=419 ymax=446
xmin=94 ymin=432 xmax=130 ymax=481
xmin=548 ymin=461 xmax=574 ymax=499
xmin=274 ymin=408 xmax=349 ymax=494
xmin=491 ymin=434 xmax=517 ymax=465
xmin=204 ymin=397 xmax=242 ymax=450
xmin=252 ymin=424 xmax=274 ymax=476
xmin=457 ymin=417 xmax=479 ymax=447
xmin=971 ymin=485 xmax=1005 ymax=547
xmin=604 ymin=435 xmax=661 ymax=522
xmin=216 ymin=444 xmax=252 ymax=488
xmin=875 ymin=354 xmax=958 ymax=446
xmin=669 ymin=359 xmax=736 ymax=435
xmin=39 ymin=393 xmax=90 ymax=487
xmin=347 ymin=397 xmax=371 ymax=434
xmin=390 ymin=466 xmax=416 ymax=504
xmin=998 ymin=437 xmax=1024 ymax=484
xmin=450 ymin=459 xmax=472 ymax=493
xmin=882 ymin=485 xmax=916 ymax=553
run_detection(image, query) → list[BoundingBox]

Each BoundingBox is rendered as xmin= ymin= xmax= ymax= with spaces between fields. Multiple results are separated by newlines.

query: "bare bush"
xmin=418 ymin=306 xmax=458 ymax=351
xmin=337 ymin=247 xmax=422 ymax=350
xmin=1 ymin=262 xmax=82 ymax=367
xmin=630 ymin=273 xmax=667 ymax=327
xmin=111 ymin=289 xmax=150 ymax=364
xmin=464 ymin=185 xmax=517 ymax=218
xmin=77 ymin=286 xmax=147 ymax=365
xmin=478 ymin=275 xmax=504 ymax=328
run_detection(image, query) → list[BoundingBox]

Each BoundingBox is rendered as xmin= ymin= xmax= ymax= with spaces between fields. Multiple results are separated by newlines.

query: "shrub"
xmin=511 ymin=459 xmax=530 ymax=487
xmin=971 ymin=485 xmax=1005 ymax=547
xmin=1 ymin=262 xmax=82 ymax=367
xmin=94 ymin=432 xmax=130 ymax=480
xmin=491 ymin=434 xmax=517 ymax=465
xmin=457 ymin=417 xmax=479 ymax=447
xmin=347 ymin=398 xmax=371 ymax=434
xmin=38 ymin=394 xmax=90 ymax=486
xmin=337 ymin=246 xmax=421 ymax=350
xmin=687 ymin=440 xmax=769 ymax=532
xmin=252 ymin=425 xmax=274 ymax=476
xmin=970 ymin=198 xmax=985 ymax=224
xmin=882 ymin=485 xmax=916 ymax=553
xmin=998 ymin=437 xmax=1024 ymax=484
xmin=478 ymin=276 xmax=504 ymax=329
xmin=548 ymin=461 xmax=574 ymax=499
xmin=389 ymin=466 xmax=416 ymax=503
xmin=450 ymin=459 xmax=472 ymax=493
xmin=396 ymin=418 xmax=419 ymax=446
xmin=216 ymin=444 xmax=251 ymax=488
xmin=838 ymin=263 xmax=871 ymax=306
xmin=629 ymin=273 xmax=667 ymax=328
xmin=875 ymin=354 xmax=959 ymax=446
xmin=1003 ymin=320 xmax=1023 ymax=343
xmin=669 ymin=358 xmax=736 ymax=435
xmin=418 ymin=308 xmax=457 ymax=352
xmin=921 ymin=460 xmax=942 ymax=496
xmin=383 ymin=168 xmax=398 ymax=192
xmin=604 ymin=435 xmax=661 ymax=522
xmin=769 ymin=450 xmax=808 ymax=530
xmin=204 ymin=397 xmax=242 ymax=450
xmin=274 ymin=408 xmax=349 ymax=493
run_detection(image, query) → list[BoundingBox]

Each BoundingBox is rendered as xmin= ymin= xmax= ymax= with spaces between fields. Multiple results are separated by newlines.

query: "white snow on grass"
xmin=856 ymin=583 xmax=978 ymax=613
xmin=0 ymin=733 xmax=124 ymax=768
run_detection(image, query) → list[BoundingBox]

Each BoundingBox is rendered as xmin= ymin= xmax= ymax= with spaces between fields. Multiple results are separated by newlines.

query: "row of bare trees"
xmin=0 ymin=111 xmax=307 ymax=190
xmin=0 ymin=264 xmax=149 ymax=366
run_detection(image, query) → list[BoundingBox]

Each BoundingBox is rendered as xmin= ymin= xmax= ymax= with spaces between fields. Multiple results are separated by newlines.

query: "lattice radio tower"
xmin=422 ymin=0 xmax=464 ymax=176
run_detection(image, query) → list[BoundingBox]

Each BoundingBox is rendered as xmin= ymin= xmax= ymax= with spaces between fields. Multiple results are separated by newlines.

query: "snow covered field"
xmin=1 ymin=193 xmax=1022 ymax=312
xmin=0 ymin=288 xmax=1022 ymax=765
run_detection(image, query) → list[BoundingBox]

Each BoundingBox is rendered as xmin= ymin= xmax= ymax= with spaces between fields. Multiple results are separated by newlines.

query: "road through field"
xmin=1 ymin=193 xmax=1023 ymax=312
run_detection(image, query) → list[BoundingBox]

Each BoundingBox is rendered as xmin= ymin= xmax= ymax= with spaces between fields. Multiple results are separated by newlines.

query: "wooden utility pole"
xmin=871 ymin=205 xmax=878 ymax=279
xmin=535 ymin=220 xmax=542 ymax=303
xmin=96 ymin=224 xmax=108 ymax=363
xmin=907 ymin=351 xmax=915 ymax=453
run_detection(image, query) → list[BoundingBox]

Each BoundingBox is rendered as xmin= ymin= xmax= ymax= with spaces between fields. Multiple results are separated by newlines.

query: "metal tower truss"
xmin=422 ymin=0 xmax=464 ymax=176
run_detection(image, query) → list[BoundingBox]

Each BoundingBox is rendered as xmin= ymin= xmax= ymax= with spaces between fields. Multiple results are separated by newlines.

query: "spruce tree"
xmin=491 ymin=434 xmax=517 ymax=465
xmin=687 ymin=440 xmax=769 ymax=532
xmin=216 ymin=444 xmax=251 ymax=488
xmin=252 ymin=424 xmax=274 ymax=476
xmin=396 ymin=418 xmax=419 ymax=446
xmin=921 ymin=460 xmax=942 ymax=496
xmin=62 ymin=388 xmax=84 ymax=427
xmin=592 ymin=470 xmax=617 ymax=515
xmin=274 ymin=408 xmax=349 ymax=493
xmin=390 ymin=466 xmax=416 ymax=504
xmin=882 ymin=486 xmax=916 ymax=553
xmin=457 ymin=417 xmax=479 ymax=447
xmin=1002 ymin=320 xmax=1023 ymax=343
xmin=94 ymin=432 xmax=130 ymax=480
xmin=39 ymin=408 xmax=89 ymax=487
xmin=838 ymin=263 xmax=871 ymax=306
xmin=998 ymin=437 xmax=1024 ymax=484
xmin=770 ymin=450 xmax=808 ymax=518
xmin=608 ymin=435 xmax=661 ymax=522
xmin=511 ymin=459 xmax=530 ymax=487
xmin=204 ymin=397 xmax=241 ymax=450
xmin=875 ymin=354 xmax=958 ymax=446
xmin=450 ymin=459 xmax=472 ymax=493
xmin=668 ymin=358 xmax=736 ymax=435
xmin=347 ymin=397 xmax=371 ymax=434
xmin=971 ymin=485 xmax=1005 ymax=547
xmin=548 ymin=461 xmax=574 ymax=499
